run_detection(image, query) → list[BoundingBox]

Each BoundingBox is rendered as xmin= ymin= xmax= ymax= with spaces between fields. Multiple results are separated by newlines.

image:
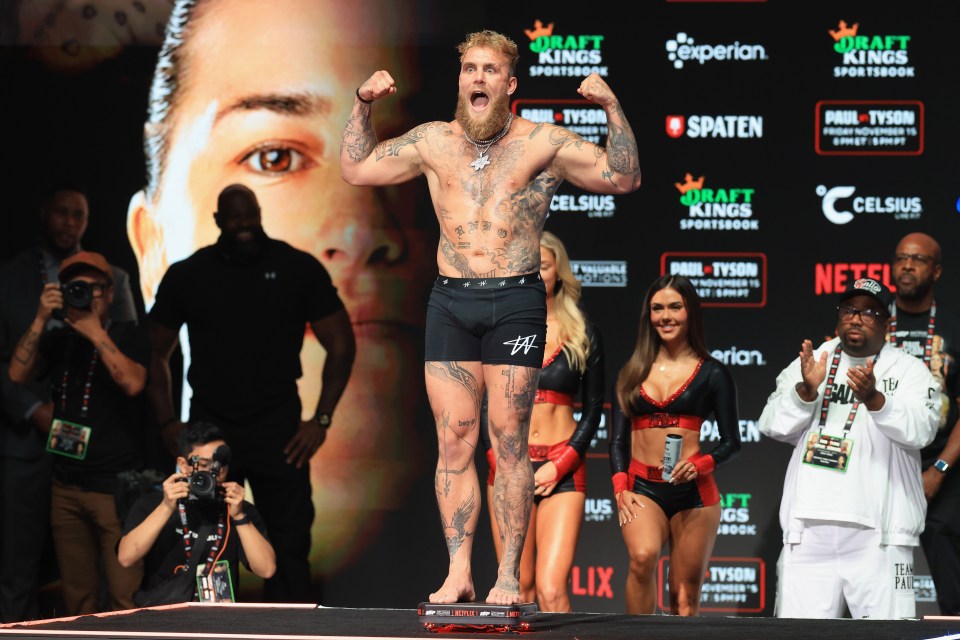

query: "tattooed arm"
xmin=554 ymin=73 xmax=641 ymax=194
xmin=340 ymin=70 xmax=433 ymax=186
xmin=67 ymin=313 xmax=147 ymax=397
xmin=8 ymin=283 xmax=61 ymax=384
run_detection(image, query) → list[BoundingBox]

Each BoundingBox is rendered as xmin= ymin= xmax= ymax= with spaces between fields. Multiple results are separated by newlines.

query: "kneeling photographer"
xmin=117 ymin=422 xmax=276 ymax=605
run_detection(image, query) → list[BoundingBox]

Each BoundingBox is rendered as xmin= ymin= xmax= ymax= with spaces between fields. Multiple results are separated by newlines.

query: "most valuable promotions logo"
xmin=525 ymin=20 xmax=608 ymax=78
xmin=665 ymin=32 xmax=767 ymax=69
xmin=675 ymin=173 xmax=758 ymax=231
xmin=829 ymin=20 xmax=914 ymax=78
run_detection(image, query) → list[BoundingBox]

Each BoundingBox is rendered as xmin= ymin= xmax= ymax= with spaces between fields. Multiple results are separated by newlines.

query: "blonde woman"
xmin=480 ymin=231 xmax=604 ymax=611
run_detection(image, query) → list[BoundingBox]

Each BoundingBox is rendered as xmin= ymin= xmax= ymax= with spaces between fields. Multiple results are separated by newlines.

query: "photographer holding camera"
xmin=1 ymin=183 xmax=138 ymax=622
xmin=8 ymin=251 xmax=148 ymax=615
xmin=117 ymin=422 xmax=275 ymax=605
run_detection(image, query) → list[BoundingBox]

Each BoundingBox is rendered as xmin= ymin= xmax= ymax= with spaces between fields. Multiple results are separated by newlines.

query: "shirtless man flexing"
xmin=340 ymin=29 xmax=641 ymax=605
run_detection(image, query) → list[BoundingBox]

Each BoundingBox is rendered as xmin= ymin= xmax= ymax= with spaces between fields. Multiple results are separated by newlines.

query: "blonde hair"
xmin=541 ymin=231 xmax=589 ymax=373
xmin=457 ymin=30 xmax=520 ymax=78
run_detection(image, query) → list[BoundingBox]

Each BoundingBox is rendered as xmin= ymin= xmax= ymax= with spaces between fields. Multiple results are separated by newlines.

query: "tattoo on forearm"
xmin=13 ymin=329 xmax=40 ymax=365
xmin=342 ymin=110 xmax=375 ymax=162
xmin=605 ymin=119 xmax=640 ymax=181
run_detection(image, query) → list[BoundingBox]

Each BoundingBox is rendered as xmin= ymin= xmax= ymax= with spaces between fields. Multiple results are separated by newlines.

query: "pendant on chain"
xmin=470 ymin=153 xmax=491 ymax=171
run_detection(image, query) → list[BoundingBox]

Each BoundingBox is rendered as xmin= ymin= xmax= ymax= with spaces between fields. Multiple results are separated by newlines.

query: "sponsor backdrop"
xmin=1 ymin=0 xmax=955 ymax=617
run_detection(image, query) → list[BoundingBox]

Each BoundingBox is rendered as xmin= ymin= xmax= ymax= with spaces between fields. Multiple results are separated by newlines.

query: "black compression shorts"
xmin=425 ymin=273 xmax=546 ymax=368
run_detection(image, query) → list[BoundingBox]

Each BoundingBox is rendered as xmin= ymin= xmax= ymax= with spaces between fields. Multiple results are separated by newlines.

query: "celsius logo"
xmin=550 ymin=194 xmax=617 ymax=218
xmin=525 ymin=20 xmax=608 ymax=77
xmin=665 ymin=115 xmax=763 ymax=139
xmin=829 ymin=20 xmax=914 ymax=78
xmin=665 ymin=32 xmax=767 ymax=69
xmin=584 ymin=498 xmax=613 ymax=522
xmin=817 ymin=185 xmax=922 ymax=225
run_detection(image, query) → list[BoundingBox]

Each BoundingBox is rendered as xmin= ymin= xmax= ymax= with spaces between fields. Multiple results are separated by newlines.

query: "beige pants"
xmin=51 ymin=480 xmax=143 ymax=614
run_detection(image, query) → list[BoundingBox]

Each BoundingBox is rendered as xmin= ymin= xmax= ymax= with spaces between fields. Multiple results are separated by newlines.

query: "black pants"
xmin=0 ymin=453 xmax=52 ymax=622
xmin=191 ymin=396 xmax=315 ymax=603
xmin=921 ymin=467 xmax=960 ymax=615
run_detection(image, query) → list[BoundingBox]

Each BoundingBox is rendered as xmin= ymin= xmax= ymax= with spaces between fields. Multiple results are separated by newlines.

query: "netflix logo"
xmin=570 ymin=565 xmax=615 ymax=599
xmin=814 ymin=262 xmax=895 ymax=295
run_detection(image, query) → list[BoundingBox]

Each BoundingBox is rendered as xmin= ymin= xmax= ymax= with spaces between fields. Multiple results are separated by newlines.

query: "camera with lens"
xmin=188 ymin=470 xmax=221 ymax=502
xmin=183 ymin=444 xmax=231 ymax=503
xmin=60 ymin=280 xmax=95 ymax=310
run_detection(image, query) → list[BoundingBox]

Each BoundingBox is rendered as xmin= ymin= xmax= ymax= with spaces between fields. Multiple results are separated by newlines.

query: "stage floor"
xmin=2 ymin=603 xmax=960 ymax=640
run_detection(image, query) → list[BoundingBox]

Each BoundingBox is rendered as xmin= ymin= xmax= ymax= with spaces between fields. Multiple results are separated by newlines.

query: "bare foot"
xmin=486 ymin=579 xmax=522 ymax=605
xmin=429 ymin=575 xmax=476 ymax=604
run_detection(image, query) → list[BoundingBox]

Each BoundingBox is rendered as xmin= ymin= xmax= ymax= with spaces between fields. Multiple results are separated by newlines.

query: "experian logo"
xmin=666 ymin=33 xmax=767 ymax=69
xmin=711 ymin=347 xmax=766 ymax=366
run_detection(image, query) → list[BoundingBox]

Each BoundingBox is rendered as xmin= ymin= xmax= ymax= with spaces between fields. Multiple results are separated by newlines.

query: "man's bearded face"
xmin=455 ymin=90 xmax=511 ymax=142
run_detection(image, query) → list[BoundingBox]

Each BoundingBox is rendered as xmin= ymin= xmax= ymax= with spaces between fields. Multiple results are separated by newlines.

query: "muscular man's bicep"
xmin=341 ymin=122 xmax=439 ymax=186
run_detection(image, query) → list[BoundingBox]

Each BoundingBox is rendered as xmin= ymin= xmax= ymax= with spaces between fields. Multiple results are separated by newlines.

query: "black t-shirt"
xmin=889 ymin=300 xmax=960 ymax=467
xmin=149 ymin=238 xmax=344 ymax=422
xmin=121 ymin=491 xmax=268 ymax=600
xmin=41 ymin=321 xmax=149 ymax=487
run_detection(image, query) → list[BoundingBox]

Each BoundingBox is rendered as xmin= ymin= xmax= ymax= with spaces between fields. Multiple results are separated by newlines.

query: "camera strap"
xmin=177 ymin=500 xmax=226 ymax=579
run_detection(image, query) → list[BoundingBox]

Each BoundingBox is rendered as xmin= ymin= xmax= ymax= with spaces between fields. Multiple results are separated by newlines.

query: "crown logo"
xmin=674 ymin=173 xmax=705 ymax=194
xmin=524 ymin=20 xmax=554 ymax=41
xmin=829 ymin=20 xmax=859 ymax=41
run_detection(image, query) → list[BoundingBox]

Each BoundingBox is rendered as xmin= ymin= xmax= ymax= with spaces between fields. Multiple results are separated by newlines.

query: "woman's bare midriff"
xmin=529 ymin=403 xmax=576 ymax=447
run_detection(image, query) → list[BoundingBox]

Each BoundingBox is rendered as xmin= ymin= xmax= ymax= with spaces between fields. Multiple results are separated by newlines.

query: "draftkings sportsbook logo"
xmin=675 ymin=173 xmax=757 ymax=231
xmin=525 ymin=19 xmax=607 ymax=78
xmin=829 ymin=20 xmax=914 ymax=78
xmin=665 ymin=32 xmax=767 ymax=69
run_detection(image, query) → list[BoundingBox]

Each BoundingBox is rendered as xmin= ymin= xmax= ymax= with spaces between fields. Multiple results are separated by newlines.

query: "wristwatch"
xmin=933 ymin=459 xmax=950 ymax=474
xmin=315 ymin=413 xmax=332 ymax=428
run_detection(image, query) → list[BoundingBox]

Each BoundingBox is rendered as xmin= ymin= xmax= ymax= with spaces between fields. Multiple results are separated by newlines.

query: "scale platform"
xmin=417 ymin=601 xmax=538 ymax=632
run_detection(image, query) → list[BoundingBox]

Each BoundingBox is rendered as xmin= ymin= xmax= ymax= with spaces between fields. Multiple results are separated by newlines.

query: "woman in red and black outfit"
xmin=609 ymin=274 xmax=741 ymax=615
xmin=480 ymin=231 xmax=604 ymax=611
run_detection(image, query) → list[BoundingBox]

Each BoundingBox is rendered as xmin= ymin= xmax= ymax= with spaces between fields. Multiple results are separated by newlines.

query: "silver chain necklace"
xmin=464 ymin=113 xmax=513 ymax=171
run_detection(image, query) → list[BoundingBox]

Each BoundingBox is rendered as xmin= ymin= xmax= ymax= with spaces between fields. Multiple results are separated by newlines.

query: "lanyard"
xmin=177 ymin=500 xmax=225 ymax=578
xmin=888 ymin=301 xmax=936 ymax=370
xmin=58 ymin=321 xmax=111 ymax=420
xmin=817 ymin=343 xmax=880 ymax=433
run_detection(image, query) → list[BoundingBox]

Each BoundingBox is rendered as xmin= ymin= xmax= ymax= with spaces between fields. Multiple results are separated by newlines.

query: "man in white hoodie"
xmin=760 ymin=277 xmax=940 ymax=619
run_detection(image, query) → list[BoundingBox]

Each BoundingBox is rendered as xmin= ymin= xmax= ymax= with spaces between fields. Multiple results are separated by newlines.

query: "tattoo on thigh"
xmin=426 ymin=361 xmax=483 ymax=416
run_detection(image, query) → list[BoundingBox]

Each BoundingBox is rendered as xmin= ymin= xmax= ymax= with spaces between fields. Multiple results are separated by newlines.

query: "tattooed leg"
xmin=485 ymin=364 xmax=538 ymax=605
xmin=425 ymin=361 xmax=484 ymax=603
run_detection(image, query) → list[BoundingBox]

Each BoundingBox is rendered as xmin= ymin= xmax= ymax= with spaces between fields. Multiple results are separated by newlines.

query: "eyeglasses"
xmin=837 ymin=305 xmax=886 ymax=326
xmin=893 ymin=253 xmax=936 ymax=266
xmin=188 ymin=456 xmax=220 ymax=471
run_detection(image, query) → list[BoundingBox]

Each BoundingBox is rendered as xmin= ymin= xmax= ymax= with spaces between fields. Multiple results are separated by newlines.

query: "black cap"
xmin=838 ymin=278 xmax=893 ymax=310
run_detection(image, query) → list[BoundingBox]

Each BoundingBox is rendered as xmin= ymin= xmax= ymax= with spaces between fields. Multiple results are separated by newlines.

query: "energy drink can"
xmin=663 ymin=434 xmax=683 ymax=481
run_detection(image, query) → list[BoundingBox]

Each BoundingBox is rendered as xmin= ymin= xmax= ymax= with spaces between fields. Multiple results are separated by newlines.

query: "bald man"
xmin=890 ymin=232 xmax=960 ymax=615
